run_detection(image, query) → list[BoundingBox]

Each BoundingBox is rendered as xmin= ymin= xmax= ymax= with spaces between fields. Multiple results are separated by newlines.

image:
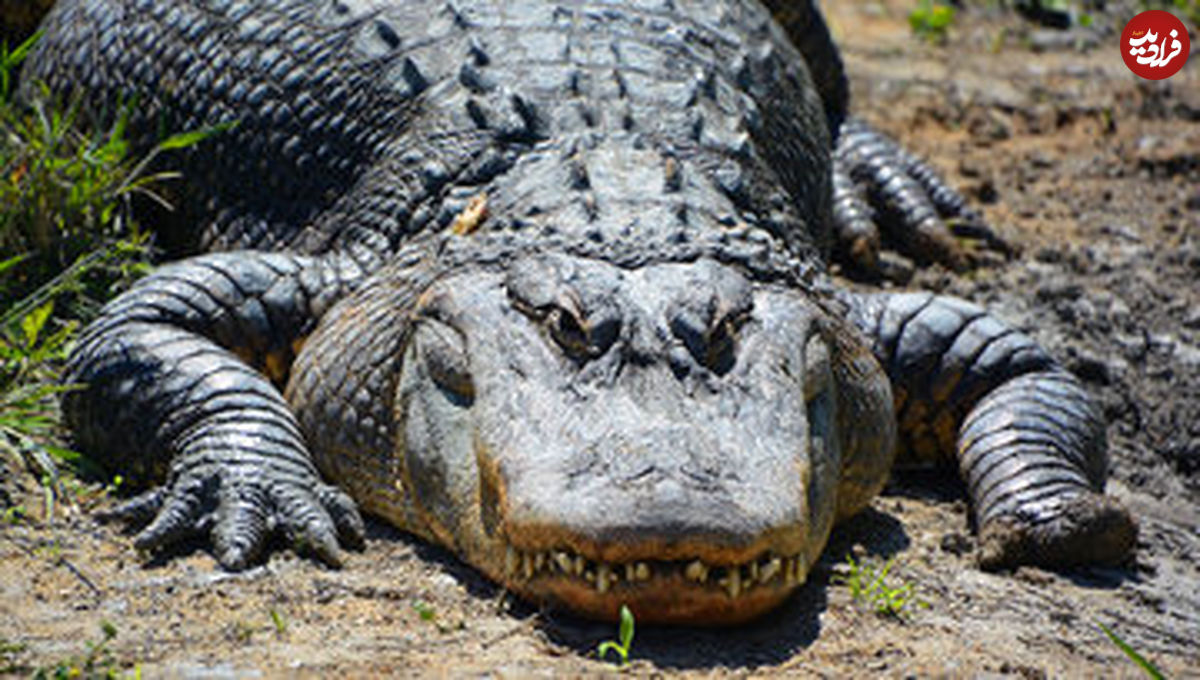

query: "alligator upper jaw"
xmin=497 ymin=543 xmax=812 ymax=624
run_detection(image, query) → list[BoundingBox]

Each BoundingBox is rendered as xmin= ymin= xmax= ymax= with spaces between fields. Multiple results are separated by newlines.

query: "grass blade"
xmin=1098 ymin=623 xmax=1165 ymax=680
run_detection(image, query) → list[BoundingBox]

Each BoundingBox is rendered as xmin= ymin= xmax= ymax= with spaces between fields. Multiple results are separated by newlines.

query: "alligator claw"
xmin=273 ymin=481 xmax=358 ymax=568
xmin=833 ymin=117 xmax=1011 ymax=279
xmin=130 ymin=475 xmax=213 ymax=554
xmin=213 ymin=482 xmax=270 ymax=570
xmin=98 ymin=487 xmax=167 ymax=526
xmin=102 ymin=464 xmax=365 ymax=571
xmin=318 ymin=485 xmax=368 ymax=551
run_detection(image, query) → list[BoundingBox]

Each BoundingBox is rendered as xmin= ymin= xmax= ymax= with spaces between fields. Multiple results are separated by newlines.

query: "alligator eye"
xmin=417 ymin=321 xmax=474 ymax=404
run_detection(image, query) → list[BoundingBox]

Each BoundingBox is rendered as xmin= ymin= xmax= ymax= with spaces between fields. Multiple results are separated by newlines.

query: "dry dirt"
xmin=2 ymin=2 xmax=1199 ymax=677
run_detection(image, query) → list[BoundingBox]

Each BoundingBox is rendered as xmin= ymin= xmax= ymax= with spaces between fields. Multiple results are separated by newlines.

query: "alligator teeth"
xmin=622 ymin=562 xmax=651 ymax=582
xmin=720 ymin=567 xmax=742 ymax=599
xmin=760 ymin=557 xmax=782 ymax=584
xmin=555 ymin=552 xmax=573 ymax=573
xmin=503 ymin=544 xmax=802 ymax=593
xmin=596 ymin=564 xmax=612 ymax=594
xmin=634 ymin=562 xmax=650 ymax=581
xmin=794 ymin=554 xmax=808 ymax=586
xmin=505 ymin=546 xmax=518 ymax=578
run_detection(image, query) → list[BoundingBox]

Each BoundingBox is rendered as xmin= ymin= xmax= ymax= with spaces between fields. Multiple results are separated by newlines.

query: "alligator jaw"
xmin=498 ymin=543 xmax=811 ymax=624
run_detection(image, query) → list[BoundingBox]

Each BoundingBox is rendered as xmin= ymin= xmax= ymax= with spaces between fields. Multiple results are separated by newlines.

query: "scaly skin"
xmin=28 ymin=0 xmax=1135 ymax=624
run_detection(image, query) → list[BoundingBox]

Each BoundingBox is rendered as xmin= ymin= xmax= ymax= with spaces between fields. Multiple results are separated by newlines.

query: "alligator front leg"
xmin=64 ymin=252 xmax=367 ymax=568
xmin=845 ymin=291 xmax=1136 ymax=569
xmin=833 ymin=119 xmax=1011 ymax=280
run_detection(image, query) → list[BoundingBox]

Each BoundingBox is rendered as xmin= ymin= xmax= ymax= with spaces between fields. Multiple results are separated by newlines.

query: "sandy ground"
xmin=2 ymin=2 xmax=1198 ymax=677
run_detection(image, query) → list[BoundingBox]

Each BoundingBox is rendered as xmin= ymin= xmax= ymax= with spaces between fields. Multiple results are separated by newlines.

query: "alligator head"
xmin=377 ymin=250 xmax=896 ymax=623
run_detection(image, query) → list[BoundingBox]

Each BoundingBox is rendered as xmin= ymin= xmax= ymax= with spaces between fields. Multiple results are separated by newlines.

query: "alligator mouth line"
xmin=503 ymin=544 xmax=809 ymax=599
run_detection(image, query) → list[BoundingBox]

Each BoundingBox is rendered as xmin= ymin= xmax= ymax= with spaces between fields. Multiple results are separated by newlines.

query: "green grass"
xmin=0 ymin=32 xmax=219 ymax=508
xmin=0 ymin=294 xmax=80 ymax=490
xmin=597 ymin=604 xmax=636 ymax=668
xmin=2 ymin=35 xmax=156 ymax=309
xmin=29 ymin=620 xmax=139 ymax=680
xmin=412 ymin=600 xmax=437 ymax=623
xmin=1 ymin=31 xmax=228 ymax=307
xmin=269 ymin=608 xmax=288 ymax=638
xmin=0 ymin=637 xmax=28 ymax=675
xmin=910 ymin=0 xmax=957 ymax=43
xmin=833 ymin=554 xmax=927 ymax=621
xmin=1099 ymin=623 xmax=1166 ymax=679
xmin=2 ymin=503 xmax=26 ymax=525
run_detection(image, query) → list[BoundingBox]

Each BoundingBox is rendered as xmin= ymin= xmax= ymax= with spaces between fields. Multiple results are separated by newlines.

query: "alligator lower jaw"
xmin=502 ymin=545 xmax=809 ymax=624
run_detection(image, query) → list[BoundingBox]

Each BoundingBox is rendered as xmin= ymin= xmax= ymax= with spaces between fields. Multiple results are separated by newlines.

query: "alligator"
xmin=25 ymin=0 xmax=1136 ymax=624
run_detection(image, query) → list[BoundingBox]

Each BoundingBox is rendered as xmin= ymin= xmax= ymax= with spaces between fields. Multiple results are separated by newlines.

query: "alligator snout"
xmin=491 ymin=419 xmax=817 ymax=622
xmin=499 ymin=420 xmax=810 ymax=561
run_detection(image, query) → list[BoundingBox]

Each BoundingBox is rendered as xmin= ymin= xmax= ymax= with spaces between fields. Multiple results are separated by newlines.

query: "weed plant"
xmin=910 ymin=0 xmax=958 ymax=42
xmin=597 ymin=605 xmax=636 ymax=667
xmin=0 ymin=32 xmax=217 ymax=503
xmin=833 ymin=554 xmax=927 ymax=621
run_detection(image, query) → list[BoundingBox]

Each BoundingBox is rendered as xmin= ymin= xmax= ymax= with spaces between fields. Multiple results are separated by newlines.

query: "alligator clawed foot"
xmin=833 ymin=117 xmax=1013 ymax=282
xmin=98 ymin=471 xmax=366 ymax=571
xmin=977 ymin=492 xmax=1138 ymax=571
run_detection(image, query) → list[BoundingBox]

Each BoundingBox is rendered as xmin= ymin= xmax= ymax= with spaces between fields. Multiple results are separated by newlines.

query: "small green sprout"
xmin=269 ymin=609 xmax=287 ymax=637
xmin=103 ymin=474 xmax=124 ymax=499
xmin=33 ymin=620 xmax=123 ymax=679
xmin=1099 ymin=622 xmax=1165 ymax=680
xmin=40 ymin=472 xmax=55 ymax=522
xmin=597 ymin=604 xmax=635 ymax=668
xmin=0 ymin=637 xmax=28 ymax=674
xmin=834 ymin=554 xmax=927 ymax=621
xmin=412 ymin=601 xmax=437 ymax=623
xmin=2 ymin=505 xmax=25 ymax=525
xmin=909 ymin=0 xmax=957 ymax=43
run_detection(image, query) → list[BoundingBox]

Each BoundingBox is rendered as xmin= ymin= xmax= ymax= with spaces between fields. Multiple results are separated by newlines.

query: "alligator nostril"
xmin=670 ymin=311 xmax=707 ymax=368
xmin=547 ymin=305 xmax=620 ymax=360
xmin=587 ymin=315 xmax=621 ymax=356
xmin=706 ymin=316 xmax=737 ymax=375
xmin=670 ymin=310 xmax=741 ymax=376
xmin=668 ymin=345 xmax=692 ymax=380
xmin=548 ymin=305 xmax=590 ymax=358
